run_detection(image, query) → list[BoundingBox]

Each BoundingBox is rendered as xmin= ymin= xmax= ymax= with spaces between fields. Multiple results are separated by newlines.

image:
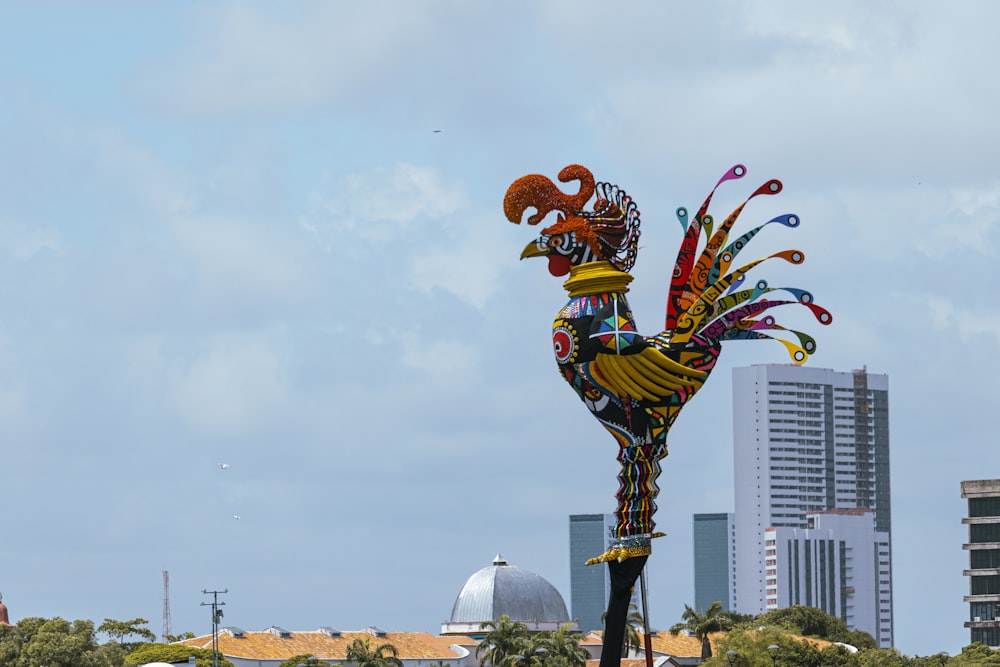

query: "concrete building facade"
xmin=766 ymin=509 xmax=891 ymax=640
xmin=732 ymin=364 xmax=893 ymax=647
xmin=962 ymin=479 xmax=1000 ymax=648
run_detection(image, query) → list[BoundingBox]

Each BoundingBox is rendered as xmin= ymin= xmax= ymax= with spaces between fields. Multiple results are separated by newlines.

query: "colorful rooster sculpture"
xmin=504 ymin=164 xmax=831 ymax=666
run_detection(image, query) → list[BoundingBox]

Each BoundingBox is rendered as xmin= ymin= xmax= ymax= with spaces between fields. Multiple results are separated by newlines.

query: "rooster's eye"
xmin=550 ymin=233 xmax=573 ymax=250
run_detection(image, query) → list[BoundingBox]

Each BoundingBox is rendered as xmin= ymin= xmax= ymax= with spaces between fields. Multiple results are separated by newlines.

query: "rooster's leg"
xmin=586 ymin=441 xmax=667 ymax=565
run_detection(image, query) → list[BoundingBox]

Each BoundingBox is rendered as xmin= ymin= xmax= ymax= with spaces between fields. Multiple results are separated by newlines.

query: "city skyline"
xmin=0 ymin=2 xmax=997 ymax=658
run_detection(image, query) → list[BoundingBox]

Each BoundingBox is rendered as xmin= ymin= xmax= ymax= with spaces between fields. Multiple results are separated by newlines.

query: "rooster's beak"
xmin=520 ymin=240 xmax=549 ymax=260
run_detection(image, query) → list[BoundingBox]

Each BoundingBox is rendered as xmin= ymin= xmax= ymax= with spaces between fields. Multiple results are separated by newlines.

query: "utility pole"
xmin=201 ymin=589 xmax=227 ymax=667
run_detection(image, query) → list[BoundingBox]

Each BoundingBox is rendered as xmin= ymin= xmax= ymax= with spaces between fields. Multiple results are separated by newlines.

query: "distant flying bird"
xmin=433 ymin=130 xmax=441 ymax=133
xmin=233 ymin=515 xmax=240 ymax=520
xmin=219 ymin=463 xmax=229 ymax=470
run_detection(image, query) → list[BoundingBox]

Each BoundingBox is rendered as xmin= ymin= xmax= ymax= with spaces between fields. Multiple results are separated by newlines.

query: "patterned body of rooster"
xmin=504 ymin=164 xmax=831 ymax=564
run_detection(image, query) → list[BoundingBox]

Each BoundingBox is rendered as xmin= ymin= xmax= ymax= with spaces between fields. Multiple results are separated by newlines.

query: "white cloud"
xmin=139 ymin=4 xmax=436 ymax=116
xmin=925 ymin=296 xmax=1000 ymax=348
xmin=399 ymin=335 xmax=479 ymax=377
xmin=408 ymin=248 xmax=503 ymax=310
xmin=908 ymin=183 xmax=1000 ymax=258
xmin=0 ymin=218 xmax=63 ymax=260
xmin=169 ymin=335 xmax=290 ymax=436
xmin=306 ymin=162 xmax=465 ymax=242
xmin=169 ymin=213 xmax=308 ymax=302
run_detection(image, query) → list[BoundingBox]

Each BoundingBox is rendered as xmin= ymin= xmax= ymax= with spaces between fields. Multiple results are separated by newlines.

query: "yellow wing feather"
xmin=592 ymin=346 xmax=708 ymax=403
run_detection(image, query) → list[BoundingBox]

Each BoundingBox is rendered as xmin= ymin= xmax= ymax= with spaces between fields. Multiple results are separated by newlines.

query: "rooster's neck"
xmin=562 ymin=260 xmax=633 ymax=298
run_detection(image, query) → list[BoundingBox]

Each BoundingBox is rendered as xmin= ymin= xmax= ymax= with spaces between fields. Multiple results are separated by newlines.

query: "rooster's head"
xmin=505 ymin=164 xmax=640 ymax=277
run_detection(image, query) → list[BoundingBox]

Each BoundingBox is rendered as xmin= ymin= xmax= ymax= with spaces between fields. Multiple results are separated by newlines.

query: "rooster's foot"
xmin=585 ymin=532 xmax=664 ymax=565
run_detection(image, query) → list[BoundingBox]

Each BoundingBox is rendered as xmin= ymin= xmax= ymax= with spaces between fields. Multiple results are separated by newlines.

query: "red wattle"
xmin=548 ymin=255 xmax=572 ymax=277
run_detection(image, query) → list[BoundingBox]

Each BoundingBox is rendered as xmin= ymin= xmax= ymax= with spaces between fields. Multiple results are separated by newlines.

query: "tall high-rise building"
xmin=732 ymin=364 xmax=892 ymax=647
xmin=962 ymin=479 xmax=1000 ymax=648
xmin=569 ymin=514 xmax=616 ymax=633
xmin=693 ymin=513 xmax=736 ymax=613
xmin=568 ymin=514 xmax=640 ymax=633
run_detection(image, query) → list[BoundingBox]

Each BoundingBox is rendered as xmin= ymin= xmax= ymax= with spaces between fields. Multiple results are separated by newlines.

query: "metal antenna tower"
xmin=162 ymin=570 xmax=171 ymax=641
xmin=201 ymin=589 xmax=227 ymax=667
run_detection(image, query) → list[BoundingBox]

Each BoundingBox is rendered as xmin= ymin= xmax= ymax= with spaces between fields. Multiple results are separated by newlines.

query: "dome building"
xmin=441 ymin=555 xmax=577 ymax=637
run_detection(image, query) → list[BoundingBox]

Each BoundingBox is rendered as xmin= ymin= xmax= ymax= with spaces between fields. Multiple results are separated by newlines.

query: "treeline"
xmin=0 ymin=616 xmax=229 ymax=667
xmin=3 ymin=607 xmax=1000 ymax=667
xmin=687 ymin=604 xmax=1000 ymax=667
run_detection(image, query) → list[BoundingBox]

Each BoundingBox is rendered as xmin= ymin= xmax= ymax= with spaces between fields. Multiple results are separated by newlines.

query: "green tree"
xmin=346 ymin=636 xmax=403 ymax=667
xmin=0 ymin=616 xmax=47 ymax=664
xmin=906 ymin=653 xmax=951 ymax=667
xmin=850 ymin=646 xmax=913 ymax=667
xmin=477 ymin=615 xmax=530 ymax=667
xmin=503 ymin=635 xmax=557 ymax=667
xmin=125 ymin=642 xmax=236 ymax=667
xmin=279 ymin=654 xmax=330 ymax=667
xmin=714 ymin=627 xmax=824 ymax=667
xmin=17 ymin=617 xmax=115 ymax=667
xmin=840 ymin=629 xmax=879 ymax=650
xmin=97 ymin=618 xmax=157 ymax=653
xmin=713 ymin=626 xmax=873 ymax=667
xmin=949 ymin=642 xmax=1000 ymax=666
xmin=163 ymin=630 xmax=196 ymax=642
xmin=669 ymin=601 xmax=733 ymax=659
xmin=754 ymin=606 xmax=877 ymax=650
xmin=535 ymin=622 xmax=590 ymax=667
xmin=757 ymin=606 xmax=849 ymax=640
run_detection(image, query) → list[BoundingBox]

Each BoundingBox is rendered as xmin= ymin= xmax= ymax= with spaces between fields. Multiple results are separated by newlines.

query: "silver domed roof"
xmin=442 ymin=555 xmax=574 ymax=635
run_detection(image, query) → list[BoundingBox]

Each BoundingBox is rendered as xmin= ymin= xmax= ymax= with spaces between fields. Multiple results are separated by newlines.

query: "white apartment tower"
xmin=733 ymin=364 xmax=893 ymax=647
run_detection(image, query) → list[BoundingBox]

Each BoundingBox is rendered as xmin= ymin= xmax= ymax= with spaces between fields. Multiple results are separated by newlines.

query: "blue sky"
xmin=1 ymin=1 xmax=998 ymax=657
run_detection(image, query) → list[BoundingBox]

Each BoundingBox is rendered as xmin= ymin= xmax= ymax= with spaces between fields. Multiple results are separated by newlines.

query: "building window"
xmin=971 ymin=576 xmax=1000 ymax=595
xmin=971 ymin=524 xmax=1000 ymax=544
xmin=972 ymin=627 xmax=1000 ymax=647
xmin=972 ymin=550 xmax=1000 ymax=569
xmin=970 ymin=497 xmax=1000 ymax=518
xmin=970 ymin=602 xmax=1000 ymax=621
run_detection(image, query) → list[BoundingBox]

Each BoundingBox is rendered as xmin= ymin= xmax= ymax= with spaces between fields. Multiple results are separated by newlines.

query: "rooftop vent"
xmin=221 ymin=627 xmax=245 ymax=638
xmin=318 ymin=627 xmax=342 ymax=638
xmin=268 ymin=626 xmax=292 ymax=638
xmin=366 ymin=626 xmax=388 ymax=637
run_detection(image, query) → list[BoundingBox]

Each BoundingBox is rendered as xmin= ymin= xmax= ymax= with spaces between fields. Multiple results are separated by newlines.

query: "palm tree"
xmin=346 ymin=637 xmax=403 ymax=667
xmin=536 ymin=623 xmax=590 ymax=667
xmin=477 ymin=615 xmax=530 ymax=667
xmin=601 ymin=602 xmax=643 ymax=657
xmin=668 ymin=601 xmax=730 ymax=659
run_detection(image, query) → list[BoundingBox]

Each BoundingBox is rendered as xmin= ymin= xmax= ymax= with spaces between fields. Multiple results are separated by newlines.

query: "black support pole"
xmin=598 ymin=556 xmax=647 ymax=667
